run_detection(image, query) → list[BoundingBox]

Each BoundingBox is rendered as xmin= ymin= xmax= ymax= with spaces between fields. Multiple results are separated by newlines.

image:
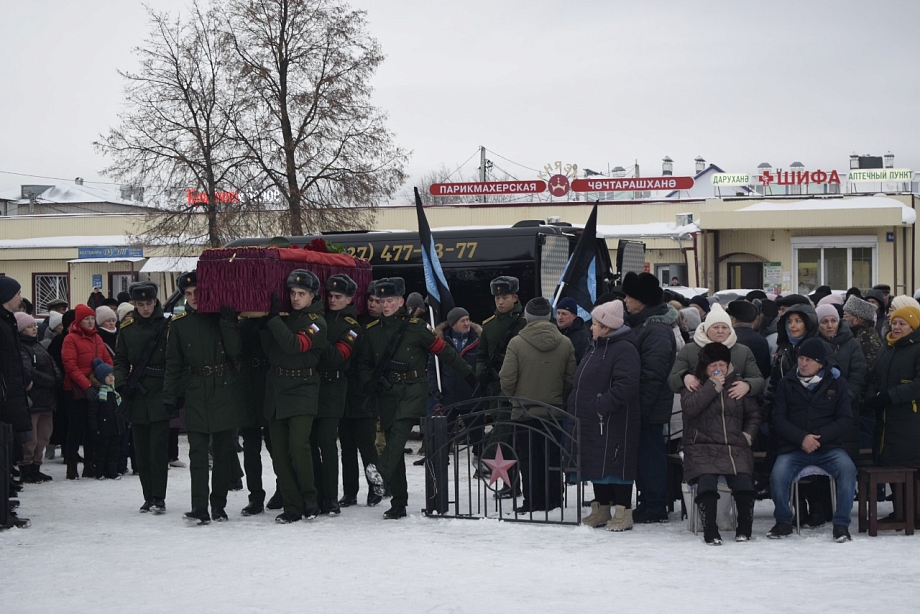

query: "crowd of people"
xmin=2 ymin=271 xmax=919 ymax=545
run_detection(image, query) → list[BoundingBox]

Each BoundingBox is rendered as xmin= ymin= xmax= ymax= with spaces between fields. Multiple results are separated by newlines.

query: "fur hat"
xmin=775 ymin=293 xmax=810 ymax=308
xmin=177 ymin=270 xmax=197 ymax=292
xmin=286 ymin=269 xmax=320 ymax=294
xmin=703 ymin=303 xmax=733 ymax=332
xmin=726 ymin=300 xmax=758 ymax=324
xmin=374 ymin=280 xmax=398 ymax=298
xmin=117 ymin=302 xmax=135 ymax=323
xmin=447 ymin=307 xmax=469 ymax=327
xmin=798 ymin=338 xmax=827 ymax=364
xmin=129 ymin=281 xmax=158 ymax=301
xmin=592 ymin=300 xmax=624 ymax=330
xmin=47 ymin=311 xmax=64 ymax=331
xmin=490 ymin=276 xmax=519 ymax=296
xmin=14 ymin=312 xmax=36 ymax=332
xmin=74 ymin=304 xmax=95 ymax=323
xmin=745 ymin=290 xmax=768 ymax=301
xmin=622 ymin=272 xmax=663 ymax=306
xmin=326 ymin=274 xmax=357 ymax=297
xmin=387 ymin=277 xmax=406 ymax=296
xmin=697 ymin=341 xmax=732 ymax=369
xmin=0 ymin=276 xmax=21 ymax=304
xmin=95 ymin=306 xmax=117 ymax=326
xmin=843 ymin=295 xmax=876 ymax=322
xmin=689 ymin=295 xmax=710 ymax=314
xmin=92 ymin=357 xmax=113 ymax=382
xmin=815 ymin=304 xmax=839 ymax=323
xmin=556 ymin=297 xmax=578 ymax=314
xmin=365 ymin=280 xmax=378 ymax=296
xmin=524 ymin=297 xmax=552 ymax=322
xmin=890 ymin=306 xmax=920 ymax=331
xmin=890 ymin=295 xmax=920 ymax=311
xmin=760 ymin=299 xmax=779 ymax=322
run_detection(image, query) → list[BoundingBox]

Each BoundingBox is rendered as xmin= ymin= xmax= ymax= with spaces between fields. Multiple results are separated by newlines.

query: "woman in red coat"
xmin=61 ymin=303 xmax=113 ymax=479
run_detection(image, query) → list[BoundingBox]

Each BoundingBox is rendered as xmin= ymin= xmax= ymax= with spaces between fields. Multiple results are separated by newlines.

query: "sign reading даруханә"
xmin=711 ymin=173 xmax=751 ymax=186
xmin=429 ymin=181 xmax=547 ymax=195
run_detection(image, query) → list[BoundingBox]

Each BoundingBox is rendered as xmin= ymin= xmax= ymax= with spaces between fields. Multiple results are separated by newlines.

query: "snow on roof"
xmin=0 ymin=235 xmax=133 ymax=249
xmin=140 ymin=256 xmax=199 ymax=273
xmin=733 ymin=195 xmax=917 ymax=225
xmin=67 ymin=257 xmax=145 ymax=264
xmin=0 ymin=182 xmax=133 ymax=205
xmin=597 ymin=221 xmax=699 ymax=240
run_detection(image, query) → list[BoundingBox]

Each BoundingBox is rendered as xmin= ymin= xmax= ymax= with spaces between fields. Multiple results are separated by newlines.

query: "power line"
xmin=443 ymin=149 xmax=481 ymax=181
xmin=487 ymin=149 xmax=542 ymax=174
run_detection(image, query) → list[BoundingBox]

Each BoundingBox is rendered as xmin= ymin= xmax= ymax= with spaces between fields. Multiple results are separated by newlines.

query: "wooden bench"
xmin=858 ymin=466 xmax=916 ymax=537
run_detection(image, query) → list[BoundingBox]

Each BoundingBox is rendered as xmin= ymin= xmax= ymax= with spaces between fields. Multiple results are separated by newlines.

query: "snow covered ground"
xmin=3 ymin=437 xmax=919 ymax=613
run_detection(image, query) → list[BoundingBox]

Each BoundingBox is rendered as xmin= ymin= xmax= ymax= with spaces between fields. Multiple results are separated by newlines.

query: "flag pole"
xmin=429 ymin=303 xmax=444 ymax=394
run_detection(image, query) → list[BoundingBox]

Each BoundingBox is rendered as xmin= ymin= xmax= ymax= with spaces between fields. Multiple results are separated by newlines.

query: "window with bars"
xmin=33 ymin=273 xmax=68 ymax=315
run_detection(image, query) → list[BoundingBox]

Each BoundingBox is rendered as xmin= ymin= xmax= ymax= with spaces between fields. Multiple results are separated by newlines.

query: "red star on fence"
xmin=482 ymin=446 xmax=517 ymax=487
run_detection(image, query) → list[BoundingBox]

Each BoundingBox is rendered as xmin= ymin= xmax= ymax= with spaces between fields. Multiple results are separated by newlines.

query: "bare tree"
xmin=226 ymin=0 xmax=408 ymax=236
xmin=94 ymin=2 xmax=248 ymax=249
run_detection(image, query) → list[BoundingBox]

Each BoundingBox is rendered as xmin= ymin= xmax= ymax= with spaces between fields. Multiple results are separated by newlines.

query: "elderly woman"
xmin=816 ymin=304 xmax=867 ymax=407
xmin=680 ymin=342 xmax=760 ymax=544
xmin=570 ymin=300 xmax=641 ymax=532
xmin=668 ymin=303 xmax=764 ymax=399
xmin=867 ymin=306 xmax=920 ymax=468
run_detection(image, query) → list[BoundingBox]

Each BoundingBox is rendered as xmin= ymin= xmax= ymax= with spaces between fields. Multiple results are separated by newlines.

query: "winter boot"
xmin=20 ymin=465 xmax=42 ymax=484
xmin=734 ymin=491 xmax=756 ymax=542
xmin=605 ymin=505 xmax=634 ymax=532
xmin=66 ymin=460 xmax=79 ymax=481
xmin=582 ymin=502 xmax=612 ymax=528
xmin=36 ymin=467 xmax=53 ymax=482
xmin=364 ymin=463 xmax=386 ymax=497
xmin=696 ymin=491 xmax=722 ymax=545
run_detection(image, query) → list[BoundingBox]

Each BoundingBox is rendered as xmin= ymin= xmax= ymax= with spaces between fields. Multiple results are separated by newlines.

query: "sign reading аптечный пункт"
xmin=77 ymin=247 xmax=144 ymax=259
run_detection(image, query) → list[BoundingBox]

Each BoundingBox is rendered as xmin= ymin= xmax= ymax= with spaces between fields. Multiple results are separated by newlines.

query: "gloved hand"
xmin=867 ymin=391 xmax=890 ymax=411
xmin=84 ymin=386 xmax=98 ymax=407
xmin=464 ymin=373 xmax=478 ymax=389
xmin=268 ymin=293 xmax=282 ymax=318
xmin=163 ymin=403 xmax=179 ymax=419
xmin=476 ymin=371 xmax=493 ymax=388
xmin=363 ymin=381 xmax=379 ymax=397
xmin=430 ymin=389 xmax=444 ymax=402
xmin=220 ymin=304 xmax=238 ymax=322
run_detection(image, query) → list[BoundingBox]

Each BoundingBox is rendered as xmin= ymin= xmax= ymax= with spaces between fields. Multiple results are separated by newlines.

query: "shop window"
xmin=33 ymin=273 xmax=69 ymax=315
xmin=791 ymin=237 xmax=876 ymax=294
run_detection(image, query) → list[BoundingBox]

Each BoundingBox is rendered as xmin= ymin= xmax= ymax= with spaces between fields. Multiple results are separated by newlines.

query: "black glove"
xmin=84 ymin=386 xmax=98 ymax=407
xmin=268 ymin=293 xmax=282 ymax=318
xmin=220 ymin=304 xmax=238 ymax=322
xmin=163 ymin=403 xmax=179 ymax=419
xmin=867 ymin=391 xmax=890 ymax=411
xmin=476 ymin=371 xmax=492 ymax=388
xmin=430 ymin=389 xmax=444 ymax=402
xmin=464 ymin=373 xmax=478 ymax=389
xmin=363 ymin=381 xmax=379 ymax=397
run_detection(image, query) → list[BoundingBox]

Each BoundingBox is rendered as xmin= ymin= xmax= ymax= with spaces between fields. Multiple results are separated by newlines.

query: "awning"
xmin=139 ymin=256 xmax=199 ymax=273
xmin=700 ymin=196 xmax=916 ymax=230
xmin=67 ymin=257 xmax=145 ymax=264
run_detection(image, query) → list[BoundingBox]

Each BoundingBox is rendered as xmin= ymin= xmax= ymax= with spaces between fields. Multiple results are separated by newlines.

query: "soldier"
xmin=237 ymin=313 xmax=272 ymax=517
xmin=473 ymin=276 xmax=526 ymax=491
xmin=162 ymin=271 xmax=245 ymax=525
xmin=262 ymin=269 xmax=328 ymax=524
xmin=113 ymin=281 xmax=170 ymax=514
xmin=360 ymin=278 xmax=477 ymax=519
xmin=312 ymin=274 xmax=360 ymax=515
xmin=338 ymin=281 xmax=383 ymax=508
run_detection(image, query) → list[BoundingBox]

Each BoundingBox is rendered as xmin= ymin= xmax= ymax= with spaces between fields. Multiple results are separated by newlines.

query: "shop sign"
xmin=711 ymin=173 xmax=751 ymax=186
xmin=78 ymin=247 xmax=144 ymax=259
xmin=758 ymin=169 xmax=841 ymax=186
xmin=763 ymin=262 xmax=782 ymax=289
xmin=571 ymin=176 xmax=694 ymax=192
xmin=186 ymin=189 xmax=239 ymax=204
xmin=429 ymin=181 xmax=547 ymax=196
xmin=848 ymin=168 xmax=914 ymax=182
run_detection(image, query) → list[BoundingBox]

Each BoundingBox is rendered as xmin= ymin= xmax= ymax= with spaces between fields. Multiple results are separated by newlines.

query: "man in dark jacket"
xmin=623 ymin=272 xmax=677 ymax=523
xmin=767 ymin=338 xmax=856 ymax=542
xmin=555 ymin=297 xmax=590 ymax=364
xmin=728 ymin=300 xmax=771 ymax=378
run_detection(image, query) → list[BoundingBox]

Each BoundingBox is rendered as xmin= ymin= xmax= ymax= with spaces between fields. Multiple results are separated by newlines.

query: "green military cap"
xmin=326 ymin=274 xmax=357 ymax=297
xmin=490 ymin=276 xmax=519 ymax=296
xmin=129 ymin=281 xmax=159 ymax=301
xmin=177 ymin=270 xmax=197 ymax=292
xmin=287 ymin=269 xmax=320 ymax=294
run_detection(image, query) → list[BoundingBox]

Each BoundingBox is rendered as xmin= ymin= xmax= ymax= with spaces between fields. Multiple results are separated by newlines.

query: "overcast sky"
xmin=1 ymin=0 xmax=918 ymax=199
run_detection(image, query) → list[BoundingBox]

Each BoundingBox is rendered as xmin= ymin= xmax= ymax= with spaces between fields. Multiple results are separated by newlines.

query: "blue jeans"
xmin=770 ymin=447 xmax=857 ymax=527
xmin=636 ymin=423 xmax=668 ymax=516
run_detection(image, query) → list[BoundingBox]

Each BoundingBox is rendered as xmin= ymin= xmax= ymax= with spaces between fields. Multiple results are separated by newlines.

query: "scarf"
xmin=797 ymin=368 xmax=824 ymax=389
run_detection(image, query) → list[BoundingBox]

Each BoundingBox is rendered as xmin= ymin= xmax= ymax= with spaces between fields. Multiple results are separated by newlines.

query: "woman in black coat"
xmin=568 ymin=300 xmax=640 ymax=532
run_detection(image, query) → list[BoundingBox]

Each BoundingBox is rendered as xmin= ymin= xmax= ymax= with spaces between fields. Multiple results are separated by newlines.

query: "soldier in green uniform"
xmin=474 ymin=276 xmax=525 ymax=492
xmin=339 ymin=281 xmax=383 ymax=508
xmin=360 ymin=278 xmax=477 ymax=519
xmin=113 ymin=281 xmax=170 ymax=514
xmin=237 ymin=315 xmax=272 ymax=516
xmin=262 ymin=269 xmax=328 ymax=524
xmin=162 ymin=271 xmax=245 ymax=525
xmin=312 ymin=274 xmax=360 ymax=516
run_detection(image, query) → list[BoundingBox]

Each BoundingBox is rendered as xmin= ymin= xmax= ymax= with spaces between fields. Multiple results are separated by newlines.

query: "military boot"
xmin=582 ymin=502 xmax=612 ymax=528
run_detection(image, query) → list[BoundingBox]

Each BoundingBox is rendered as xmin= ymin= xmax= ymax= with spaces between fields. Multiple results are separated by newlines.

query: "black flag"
xmin=415 ymin=187 xmax=455 ymax=323
xmin=556 ymin=203 xmax=599 ymax=320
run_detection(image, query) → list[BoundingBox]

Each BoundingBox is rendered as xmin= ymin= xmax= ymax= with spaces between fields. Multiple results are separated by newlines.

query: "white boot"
xmin=582 ymin=502 xmax=612 ymax=528
xmin=605 ymin=505 xmax=633 ymax=532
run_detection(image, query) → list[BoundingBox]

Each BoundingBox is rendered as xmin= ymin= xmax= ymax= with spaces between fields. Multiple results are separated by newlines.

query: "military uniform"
xmin=163 ymin=292 xmax=245 ymax=520
xmin=476 ymin=301 xmax=526 ymax=391
xmin=358 ymin=305 xmax=474 ymax=512
xmin=261 ymin=280 xmax=328 ymax=522
xmin=238 ymin=317 xmax=272 ymax=513
xmin=113 ymin=295 xmax=169 ymax=511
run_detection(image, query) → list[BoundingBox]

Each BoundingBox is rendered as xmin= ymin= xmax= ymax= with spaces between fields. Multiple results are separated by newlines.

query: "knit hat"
xmin=117 ymin=291 xmax=131 ymax=304
xmin=556 ymin=297 xmax=578 ymax=314
xmin=447 ymin=307 xmax=469 ymax=327
xmin=815 ymin=304 xmax=839 ymax=323
xmin=47 ymin=311 xmax=64 ymax=331
xmin=726 ymin=299 xmax=758 ymax=324
xmin=14 ymin=312 xmax=36 ymax=332
xmin=524 ymin=297 xmax=552 ymax=321
xmin=890 ymin=295 xmax=920 ymax=311
xmin=688 ymin=295 xmax=710 ymax=314
xmin=0 ymin=276 xmax=21 ymax=304
xmin=92 ymin=357 xmax=113 ymax=382
xmin=591 ymin=300 xmax=624 ymax=330
xmin=406 ymin=292 xmax=425 ymax=312
xmin=703 ymin=303 xmax=732 ymax=332
xmin=843 ymin=295 xmax=876 ymax=322
xmin=798 ymin=338 xmax=827 ymax=364
xmin=117 ymin=302 xmax=135 ymax=323
xmin=817 ymin=293 xmax=844 ymax=306
xmin=74 ymin=304 xmax=95 ymax=323
xmin=95 ymin=306 xmax=117 ymax=326
xmin=865 ymin=289 xmax=887 ymax=312
xmin=697 ymin=341 xmax=732 ymax=369
xmin=680 ymin=307 xmax=701 ymax=332
xmin=623 ymin=272 xmax=663 ymax=307
xmin=890 ymin=306 xmax=920 ymax=331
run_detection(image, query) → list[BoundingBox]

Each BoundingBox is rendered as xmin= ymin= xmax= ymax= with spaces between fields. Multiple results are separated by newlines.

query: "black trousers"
xmin=240 ymin=425 xmax=266 ymax=504
xmin=515 ymin=418 xmax=562 ymax=510
xmin=339 ymin=417 xmax=378 ymax=498
xmin=94 ymin=431 xmax=121 ymax=479
xmin=593 ymin=483 xmax=633 ymax=507
xmin=65 ymin=397 xmax=94 ymax=471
